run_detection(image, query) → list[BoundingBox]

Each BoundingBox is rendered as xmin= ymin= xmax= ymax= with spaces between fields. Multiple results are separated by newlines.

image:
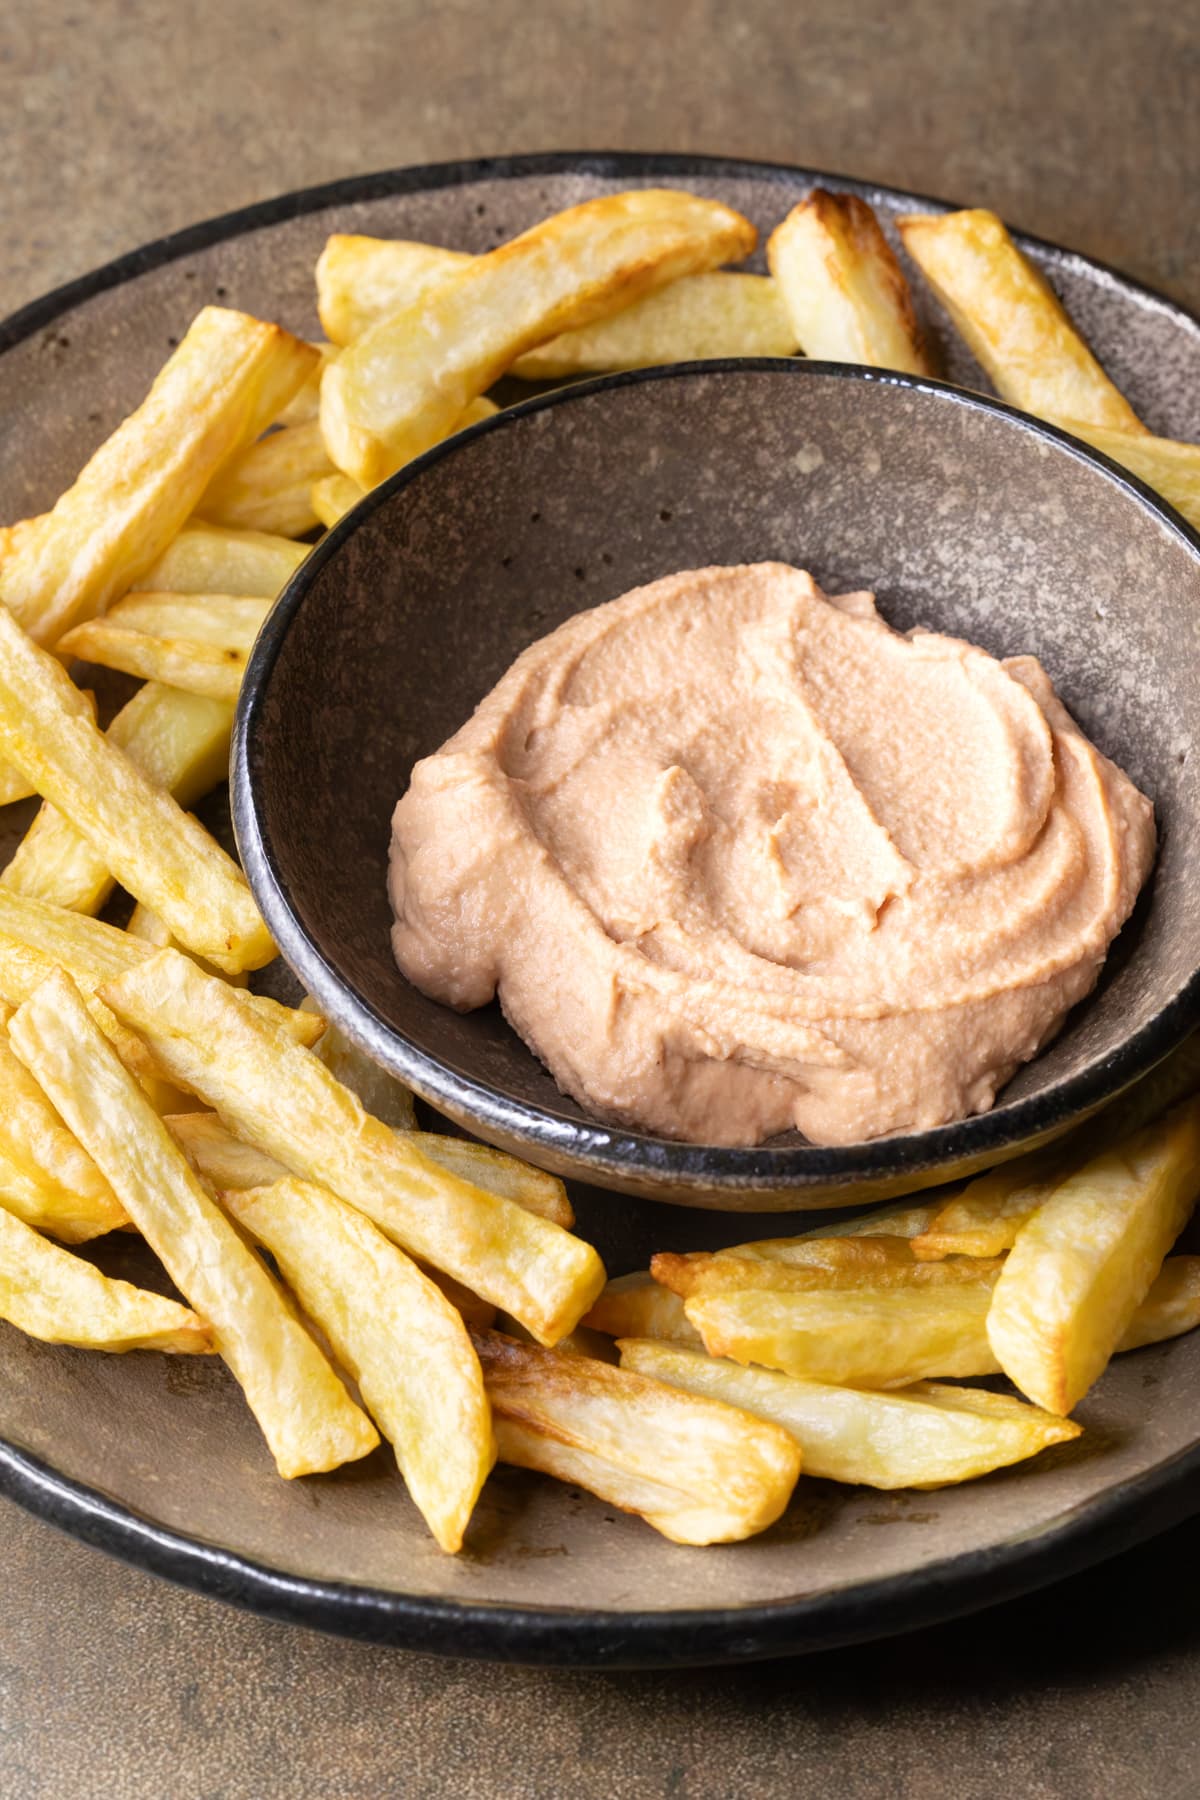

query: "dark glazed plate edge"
xmin=1 ymin=1426 xmax=1198 ymax=1666
xmin=232 ymin=358 xmax=1200 ymax=1199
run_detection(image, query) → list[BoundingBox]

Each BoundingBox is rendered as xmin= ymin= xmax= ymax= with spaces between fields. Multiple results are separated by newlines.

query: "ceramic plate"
xmin=1 ymin=153 xmax=1199 ymax=1667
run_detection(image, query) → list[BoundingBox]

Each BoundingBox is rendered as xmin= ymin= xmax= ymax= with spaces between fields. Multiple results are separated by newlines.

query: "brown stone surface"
xmin=1 ymin=1 xmax=1199 ymax=1794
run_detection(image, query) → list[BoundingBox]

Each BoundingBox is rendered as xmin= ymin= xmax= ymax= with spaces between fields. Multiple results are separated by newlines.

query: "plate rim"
xmin=4 ymin=149 xmax=1200 ymax=1664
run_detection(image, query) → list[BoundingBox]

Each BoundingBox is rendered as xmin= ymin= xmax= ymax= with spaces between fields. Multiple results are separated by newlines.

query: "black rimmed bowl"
xmin=233 ymin=358 xmax=1200 ymax=1209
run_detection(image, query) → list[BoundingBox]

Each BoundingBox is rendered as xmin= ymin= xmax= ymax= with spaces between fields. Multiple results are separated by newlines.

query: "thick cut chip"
xmin=768 ymin=190 xmax=933 ymax=374
xmin=1120 ymin=1256 xmax=1200 ymax=1349
xmin=473 ymin=1327 xmax=800 ymax=1544
xmin=320 ymin=190 xmax=756 ymax=483
xmin=2 ymin=683 xmax=233 ymax=916
xmin=101 ymin=950 xmax=605 ymax=1342
xmin=897 ymin=210 xmax=1145 ymax=431
xmin=302 ymin=1003 xmax=416 ymax=1129
xmin=164 ymin=1106 xmax=570 ymax=1225
xmin=987 ymin=1099 xmax=1200 ymax=1413
xmin=311 ymin=473 xmax=367 ymax=528
xmin=0 ymin=889 xmax=321 ymax=1066
xmin=1048 ymin=421 xmax=1200 ymax=533
xmin=0 ymin=606 xmax=271 ymax=973
xmin=584 ymin=1270 xmax=704 ymax=1347
xmin=768 ymin=1196 xmax=946 ymax=1244
xmin=134 ymin=523 xmax=307 ymax=597
xmin=912 ymin=1154 xmax=1064 ymax=1260
xmin=8 ymin=970 xmax=377 ymax=1476
xmin=0 ymin=1203 xmax=211 ymax=1353
xmin=195 ymin=419 xmax=334 ymax=538
xmin=58 ymin=595 xmax=270 ymax=704
xmin=226 ymin=1178 xmax=494 ymax=1552
xmin=272 ymin=344 xmax=337 ymax=427
xmin=0 ymin=309 xmax=316 ymax=645
xmin=0 ymin=1002 xmax=126 ymax=1241
xmin=653 ymin=1249 xmax=1003 ymax=1298
xmin=317 ymin=233 xmax=794 ymax=372
xmin=620 ymin=1341 xmax=1080 ymax=1488
xmin=687 ymin=1282 xmax=1001 ymax=1387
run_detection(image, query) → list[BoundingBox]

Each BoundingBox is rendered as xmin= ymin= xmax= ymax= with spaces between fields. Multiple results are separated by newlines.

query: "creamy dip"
xmin=389 ymin=564 xmax=1155 ymax=1147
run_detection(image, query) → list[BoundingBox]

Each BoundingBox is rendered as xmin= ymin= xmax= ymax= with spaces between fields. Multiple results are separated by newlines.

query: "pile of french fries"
xmin=0 ymin=179 xmax=1196 ymax=1557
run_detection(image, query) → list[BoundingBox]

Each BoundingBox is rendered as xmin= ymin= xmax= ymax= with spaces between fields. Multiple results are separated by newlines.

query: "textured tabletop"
xmin=2 ymin=2 xmax=1199 ymax=1795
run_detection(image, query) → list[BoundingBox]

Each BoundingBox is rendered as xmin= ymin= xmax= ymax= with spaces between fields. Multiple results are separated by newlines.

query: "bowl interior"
xmin=238 ymin=363 xmax=1200 ymax=1199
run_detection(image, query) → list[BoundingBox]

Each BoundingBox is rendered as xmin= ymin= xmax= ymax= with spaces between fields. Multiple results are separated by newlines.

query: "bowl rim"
xmin=233 ymin=357 xmax=1200 ymax=1193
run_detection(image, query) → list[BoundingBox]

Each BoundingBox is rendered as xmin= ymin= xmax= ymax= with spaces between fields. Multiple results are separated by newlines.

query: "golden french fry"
xmin=134 ymin=523 xmax=307 ymax=597
xmin=987 ymin=1099 xmax=1200 ymax=1413
xmin=473 ymin=1327 xmax=800 ymax=1544
xmin=0 ymin=1204 xmax=211 ymax=1353
xmin=788 ymin=1197 xmax=946 ymax=1242
xmin=57 ymin=595 xmax=270 ymax=704
xmin=311 ymin=473 xmax=366 ymax=528
xmin=687 ymin=1282 xmax=1001 ymax=1387
xmin=126 ymin=903 xmax=174 ymax=948
xmin=768 ymin=189 xmax=933 ymax=375
xmin=0 ymin=605 xmax=270 ymax=972
xmin=0 ymin=514 xmax=49 ymax=567
xmin=1 ymin=682 xmax=234 ymax=916
xmin=164 ymin=1107 xmax=570 ymax=1227
xmin=1120 ymin=1256 xmax=1200 ymax=1349
xmin=101 ymin=950 xmax=605 ymax=1343
xmin=8 ymin=970 xmax=377 ymax=1476
xmin=912 ymin=1155 xmax=1063 ymax=1260
xmin=300 ymin=1003 xmax=416 ymax=1129
xmin=654 ymin=1248 xmax=1004 ymax=1298
xmin=0 ymin=309 xmax=317 ymax=646
xmin=619 ymin=1340 xmax=1081 ymax=1488
xmin=583 ymin=1270 xmax=704 ymax=1348
xmin=196 ymin=420 xmax=335 ymax=538
xmin=897 ymin=209 xmax=1145 ymax=432
xmin=272 ymin=344 xmax=338 ymax=427
xmin=321 ymin=190 xmax=756 ymax=484
xmin=0 ymin=1001 xmax=127 ymax=1241
xmin=1048 ymin=420 xmax=1200 ymax=533
xmin=0 ymin=888 xmax=321 ymax=1063
xmin=317 ymin=233 xmax=795 ymax=373
xmin=225 ymin=1178 xmax=494 ymax=1552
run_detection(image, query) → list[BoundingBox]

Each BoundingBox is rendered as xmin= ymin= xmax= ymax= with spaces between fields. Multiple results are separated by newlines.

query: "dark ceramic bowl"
xmin=233 ymin=359 xmax=1200 ymax=1208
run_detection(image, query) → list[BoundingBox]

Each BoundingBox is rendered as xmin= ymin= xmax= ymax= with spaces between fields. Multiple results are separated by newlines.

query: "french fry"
xmin=163 ymin=1114 xmax=495 ymax=1329
xmin=0 ymin=605 xmax=271 ymax=972
xmin=619 ymin=1341 xmax=1081 ymax=1488
xmin=912 ymin=1155 xmax=1064 ymax=1260
xmin=0 ymin=1204 xmax=212 ymax=1353
xmin=311 ymin=473 xmax=366 ymax=528
xmin=134 ymin=522 xmax=307 ymax=597
xmin=225 ymin=1178 xmax=494 ymax=1552
xmin=583 ymin=1270 xmax=705 ymax=1348
xmin=0 ymin=889 xmax=322 ymax=1068
xmin=0 ymin=309 xmax=317 ymax=645
xmin=58 ymin=595 xmax=270 ymax=704
xmin=8 ymin=969 xmax=377 ymax=1477
xmin=654 ymin=1248 xmax=1004 ymax=1298
xmin=472 ymin=1328 xmax=800 ymax=1545
xmin=101 ymin=950 xmax=605 ymax=1343
xmin=1 ymin=682 xmax=233 ymax=916
xmin=897 ymin=209 xmax=1146 ymax=432
xmin=272 ymin=344 xmax=337 ymax=427
xmin=0 ymin=1001 xmax=127 ymax=1241
xmin=196 ymin=420 xmax=335 ymax=538
xmin=1049 ymin=421 xmax=1200 ymax=533
xmin=784 ymin=1196 xmax=946 ymax=1242
xmin=301 ymin=1002 xmax=416 ymax=1128
xmin=987 ymin=1099 xmax=1200 ymax=1413
xmin=0 ymin=514 xmax=49 ymax=567
xmin=317 ymin=233 xmax=795 ymax=373
xmin=686 ymin=1282 xmax=1001 ymax=1387
xmin=1120 ymin=1256 xmax=1200 ymax=1349
xmin=164 ymin=1107 xmax=572 ymax=1227
xmin=320 ymin=190 xmax=757 ymax=484
xmin=768 ymin=189 xmax=933 ymax=375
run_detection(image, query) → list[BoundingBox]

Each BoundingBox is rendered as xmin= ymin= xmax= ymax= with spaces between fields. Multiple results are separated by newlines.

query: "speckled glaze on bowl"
xmin=234 ymin=360 xmax=1200 ymax=1209
xmin=4 ymin=154 xmax=1200 ymax=1668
